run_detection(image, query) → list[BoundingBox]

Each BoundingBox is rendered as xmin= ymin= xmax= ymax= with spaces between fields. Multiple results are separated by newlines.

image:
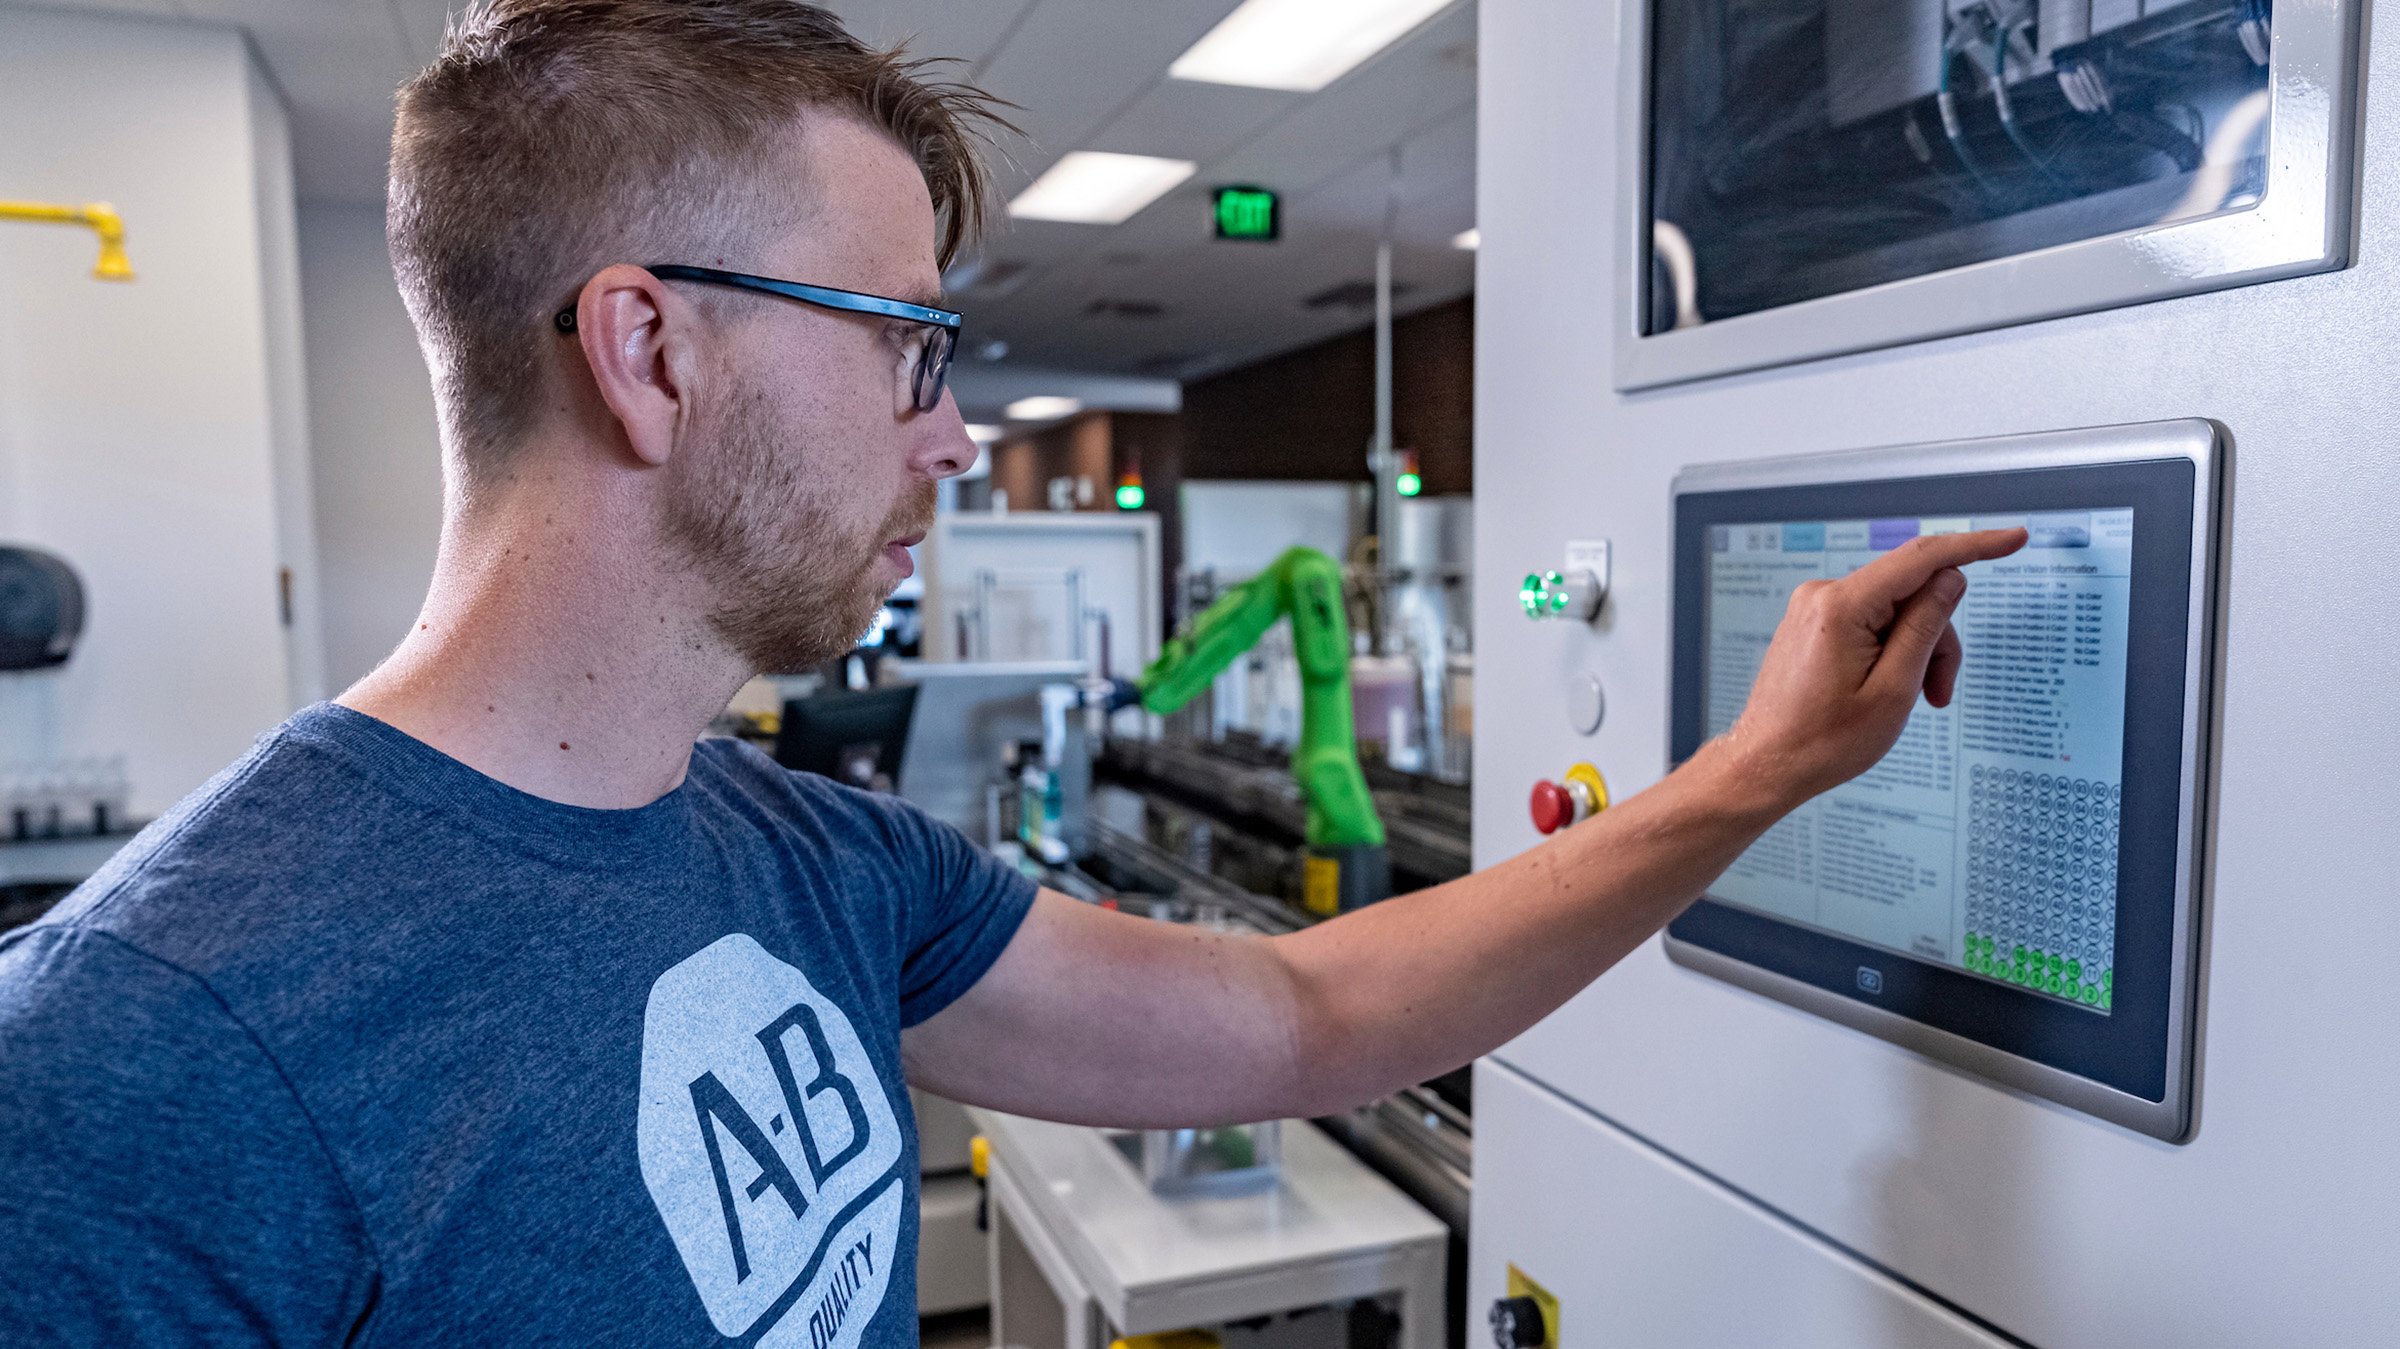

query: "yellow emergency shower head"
xmin=0 ymin=200 xmax=135 ymax=281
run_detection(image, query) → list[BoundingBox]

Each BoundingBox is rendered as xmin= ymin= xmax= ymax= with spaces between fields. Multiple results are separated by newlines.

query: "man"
xmin=0 ymin=2 xmax=2024 ymax=1344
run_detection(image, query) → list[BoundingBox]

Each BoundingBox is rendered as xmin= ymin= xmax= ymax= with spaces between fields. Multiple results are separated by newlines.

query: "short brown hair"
xmin=389 ymin=0 xmax=1007 ymax=484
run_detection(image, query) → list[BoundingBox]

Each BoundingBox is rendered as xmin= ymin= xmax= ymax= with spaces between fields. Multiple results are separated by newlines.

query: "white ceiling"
xmin=3 ymin=0 xmax=1478 ymax=394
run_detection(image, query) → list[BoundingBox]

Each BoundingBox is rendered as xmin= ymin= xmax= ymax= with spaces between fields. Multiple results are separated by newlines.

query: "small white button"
xmin=1568 ymin=673 xmax=1606 ymax=735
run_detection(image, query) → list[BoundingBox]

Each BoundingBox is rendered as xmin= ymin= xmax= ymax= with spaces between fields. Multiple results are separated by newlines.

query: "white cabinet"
xmin=1471 ymin=1059 xmax=2015 ymax=1349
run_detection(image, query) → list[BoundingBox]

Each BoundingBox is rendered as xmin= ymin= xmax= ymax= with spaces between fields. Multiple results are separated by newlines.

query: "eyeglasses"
xmin=554 ymin=263 xmax=963 ymax=414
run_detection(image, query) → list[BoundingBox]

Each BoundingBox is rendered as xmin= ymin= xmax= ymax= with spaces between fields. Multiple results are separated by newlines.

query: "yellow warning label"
xmin=1507 ymin=1263 xmax=1561 ymax=1346
xmin=1112 ymin=1333 xmax=1221 ymax=1349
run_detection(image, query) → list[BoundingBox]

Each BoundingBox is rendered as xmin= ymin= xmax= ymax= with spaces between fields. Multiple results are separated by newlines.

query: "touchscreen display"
xmin=1703 ymin=509 xmax=2132 ymax=1012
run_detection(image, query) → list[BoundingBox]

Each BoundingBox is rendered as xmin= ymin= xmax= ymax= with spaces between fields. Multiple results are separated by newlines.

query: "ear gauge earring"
xmin=554 ymin=308 xmax=577 ymax=333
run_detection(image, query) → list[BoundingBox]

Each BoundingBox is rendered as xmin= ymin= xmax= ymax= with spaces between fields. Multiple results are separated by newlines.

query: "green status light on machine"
xmin=1520 ymin=566 xmax=1605 ymax=622
xmin=1396 ymin=472 xmax=1423 ymax=497
xmin=1115 ymin=483 xmax=1145 ymax=510
xmin=1520 ymin=571 xmax=1575 ymax=618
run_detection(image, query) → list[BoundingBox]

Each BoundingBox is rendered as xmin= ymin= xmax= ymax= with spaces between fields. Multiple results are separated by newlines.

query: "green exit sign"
xmin=1213 ymin=186 xmax=1280 ymax=241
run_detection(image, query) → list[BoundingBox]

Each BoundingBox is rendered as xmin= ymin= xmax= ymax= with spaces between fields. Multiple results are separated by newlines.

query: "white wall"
xmin=1470 ymin=0 xmax=2400 ymax=1342
xmin=298 ymin=201 xmax=443 ymax=692
xmin=1179 ymin=481 xmax=1354 ymax=582
xmin=0 ymin=8 xmax=316 ymax=816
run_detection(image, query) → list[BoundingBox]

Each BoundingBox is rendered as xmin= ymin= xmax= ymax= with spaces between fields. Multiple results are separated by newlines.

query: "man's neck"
xmin=339 ymin=476 xmax=753 ymax=810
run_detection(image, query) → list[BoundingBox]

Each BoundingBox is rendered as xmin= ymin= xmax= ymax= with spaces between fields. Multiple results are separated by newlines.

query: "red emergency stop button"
xmin=1529 ymin=764 xmax=1610 ymax=836
xmin=1530 ymin=780 xmax=1575 ymax=835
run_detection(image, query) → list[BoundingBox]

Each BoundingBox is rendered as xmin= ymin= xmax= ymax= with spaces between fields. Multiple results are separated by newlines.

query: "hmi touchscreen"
xmin=1664 ymin=421 xmax=2219 ymax=1141
xmin=1704 ymin=511 xmax=2131 ymax=1011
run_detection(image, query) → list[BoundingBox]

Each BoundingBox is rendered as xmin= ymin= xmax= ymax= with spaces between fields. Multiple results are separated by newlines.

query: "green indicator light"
xmin=1114 ymin=483 xmax=1145 ymax=510
xmin=1520 ymin=574 xmax=1546 ymax=618
xmin=1396 ymin=472 xmax=1423 ymax=497
xmin=1213 ymin=186 xmax=1281 ymax=241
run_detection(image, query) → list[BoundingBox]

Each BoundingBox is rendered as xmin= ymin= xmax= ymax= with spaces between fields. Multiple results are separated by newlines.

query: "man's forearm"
xmin=1267 ymin=738 xmax=1791 ymax=1116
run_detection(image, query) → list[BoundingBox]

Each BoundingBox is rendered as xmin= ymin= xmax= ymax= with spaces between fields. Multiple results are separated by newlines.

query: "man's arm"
xmin=903 ymin=529 xmax=2028 ymax=1127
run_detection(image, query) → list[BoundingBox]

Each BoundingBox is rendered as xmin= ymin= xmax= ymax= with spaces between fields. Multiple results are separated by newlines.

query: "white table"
xmin=969 ymin=1109 xmax=1447 ymax=1349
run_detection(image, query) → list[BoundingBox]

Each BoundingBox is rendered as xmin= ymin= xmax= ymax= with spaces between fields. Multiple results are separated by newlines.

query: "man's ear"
xmin=572 ymin=264 xmax=698 ymax=468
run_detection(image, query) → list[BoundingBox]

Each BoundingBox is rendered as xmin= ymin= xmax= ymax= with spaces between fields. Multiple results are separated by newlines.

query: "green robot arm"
xmin=1138 ymin=547 xmax=1386 ymax=850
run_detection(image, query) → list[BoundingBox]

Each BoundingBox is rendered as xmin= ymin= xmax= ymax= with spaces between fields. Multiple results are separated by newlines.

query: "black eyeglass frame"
xmin=554 ymin=263 xmax=963 ymax=413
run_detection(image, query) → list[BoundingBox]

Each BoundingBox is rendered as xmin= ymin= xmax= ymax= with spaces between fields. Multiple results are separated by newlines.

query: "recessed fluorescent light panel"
xmin=1005 ymin=396 xmax=1083 ymax=422
xmin=1009 ymin=153 xmax=1197 ymax=225
xmin=1452 ymin=227 xmax=1480 ymax=250
xmin=966 ymin=423 xmax=1004 ymax=444
xmin=1170 ymin=0 xmax=1455 ymax=92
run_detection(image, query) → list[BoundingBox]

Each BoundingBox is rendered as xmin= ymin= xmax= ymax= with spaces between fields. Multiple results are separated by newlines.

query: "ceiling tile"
xmin=389 ymin=0 xmax=451 ymax=64
xmin=184 ymin=0 xmax=415 ymax=106
xmin=1205 ymin=3 xmax=1475 ymax=189
xmin=828 ymin=0 xmax=1038 ymax=70
xmin=969 ymin=0 xmax=1242 ymax=181
xmin=1085 ymin=79 xmax=1299 ymax=167
xmin=0 ymin=0 xmax=185 ymax=16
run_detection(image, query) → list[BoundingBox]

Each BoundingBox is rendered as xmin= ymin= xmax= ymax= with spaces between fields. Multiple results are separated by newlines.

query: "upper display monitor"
xmin=1612 ymin=0 xmax=2362 ymax=388
xmin=1651 ymin=0 xmax=2270 ymax=329
xmin=1664 ymin=421 xmax=2222 ymax=1142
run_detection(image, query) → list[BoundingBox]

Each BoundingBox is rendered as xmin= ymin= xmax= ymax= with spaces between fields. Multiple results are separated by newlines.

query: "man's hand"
xmin=1725 ymin=528 xmax=2027 ymax=808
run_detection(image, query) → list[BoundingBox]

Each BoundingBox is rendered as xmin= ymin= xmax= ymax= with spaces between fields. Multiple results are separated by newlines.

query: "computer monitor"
xmin=889 ymin=661 xmax=1087 ymax=838
xmin=1665 ymin=420 xmax=2222 ymax=1141
xmin=774 ymin=685 xmax=920 ymax=793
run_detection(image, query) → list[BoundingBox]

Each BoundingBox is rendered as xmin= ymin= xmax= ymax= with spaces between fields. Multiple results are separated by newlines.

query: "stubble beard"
xmin=663 ymin=386 xmax=936 ymax=675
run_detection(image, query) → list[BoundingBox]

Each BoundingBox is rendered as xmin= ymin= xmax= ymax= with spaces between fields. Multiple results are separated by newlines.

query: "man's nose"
xmin=911 ymin=390 xmax=980 ymax=481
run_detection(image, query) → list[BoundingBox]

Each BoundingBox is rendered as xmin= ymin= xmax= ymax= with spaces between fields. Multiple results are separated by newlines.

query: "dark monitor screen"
xmin=775 ymin=685 xmax=920 ymax=794
xmin=1664 ymin=422 xmax=2220 ymax=1141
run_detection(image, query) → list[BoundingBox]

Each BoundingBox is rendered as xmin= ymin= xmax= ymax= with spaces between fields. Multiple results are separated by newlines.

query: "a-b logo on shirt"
xmin=638 ymin=934 xmax=905 ymax=1348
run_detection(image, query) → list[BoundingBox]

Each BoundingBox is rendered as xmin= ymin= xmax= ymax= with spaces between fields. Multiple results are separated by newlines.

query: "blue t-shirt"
xmin=0 ymin=703 xmax=1036 ymax=1346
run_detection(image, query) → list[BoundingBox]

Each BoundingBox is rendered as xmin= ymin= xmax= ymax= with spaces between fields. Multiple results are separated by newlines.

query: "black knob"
xmin=1490 ymin=1295 xmax=1547 ymax=1348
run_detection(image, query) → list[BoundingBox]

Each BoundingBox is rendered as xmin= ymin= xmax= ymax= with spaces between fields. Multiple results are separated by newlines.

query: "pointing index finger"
xmin=1849 ymin=527 xmax=2028 ymax=602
